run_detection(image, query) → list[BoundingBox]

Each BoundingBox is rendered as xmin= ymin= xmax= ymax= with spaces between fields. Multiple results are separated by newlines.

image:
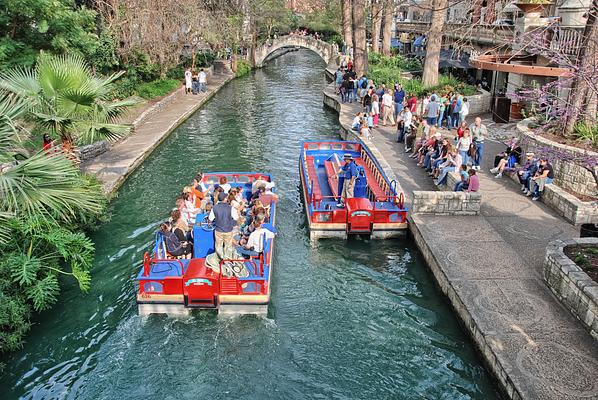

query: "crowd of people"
xmin=333 ymin=62 xmax=559 ymax=201
xmin=159 ymin=174 xmax=278 ymax=261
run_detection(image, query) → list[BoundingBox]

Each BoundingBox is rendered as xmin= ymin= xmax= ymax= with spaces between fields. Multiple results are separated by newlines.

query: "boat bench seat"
xmin=324 ymin=160 xmax=340 ymax=197
xmin=305 ymin=156 xmax=322 ymax=201
xmin=353 ymin=158 xmax=388 ymax=200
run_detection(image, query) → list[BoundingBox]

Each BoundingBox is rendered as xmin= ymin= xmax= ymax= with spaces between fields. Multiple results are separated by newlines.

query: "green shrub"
xmin=235 ymin=60 xmax=252 ymax=78
xmin=136 ymin=79 xmax=181 ymax=99
xmin=574 ymin=122 xmax=598 ymax=147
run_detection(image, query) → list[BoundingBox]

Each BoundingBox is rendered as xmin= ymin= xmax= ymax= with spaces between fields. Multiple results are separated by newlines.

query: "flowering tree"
xmin=513 ymin=1 xmax=598 ymax=138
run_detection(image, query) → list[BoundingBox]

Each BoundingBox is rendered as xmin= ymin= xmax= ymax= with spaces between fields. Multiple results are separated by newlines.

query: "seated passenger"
xmin=258 ymin=183 xmax=278 ymax=212
xmin=239 ymin=218 xmax=276 ymax=257
xmin=183 ymin=192 xmax=201 ymax=224
xmin=159 ymin=222 xmax=192 ymax=259
xmin=219 ymin=176 xmax=231 ymax=193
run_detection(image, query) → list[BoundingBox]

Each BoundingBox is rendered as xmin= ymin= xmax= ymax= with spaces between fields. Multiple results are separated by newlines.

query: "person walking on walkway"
xmin=425 ymin=94 xmax=440 ymax=126
xmin=184 ymin=68 xmax=192 ymax=94
xmin=198 ymin=69 xmax=207 ymax=92
xmin=209 ymin=191 xmax=238 ymax=258
xmin=470 ymin=117 xmax=487 ymax=170
xmin=382 ymin=90 xmax=395 ymax=126
xmin=394 ymin=84 xmax=405 ymax=120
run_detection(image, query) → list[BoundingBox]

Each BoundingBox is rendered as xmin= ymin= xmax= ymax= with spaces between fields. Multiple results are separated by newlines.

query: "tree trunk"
xmin=381 ymin=0 xmax=394 ymax=56
xmin=564 ymin=0 xmax=598 ymax=136
xmin=352 ymin=0 xmax=368 ymax=75
xmin=342 ymin=0 xmax=353 ymax=52
xmin=371 ymin=0 xmax=382 ymax=53
xmin=422 ymin=0 xmax=448 ymax=87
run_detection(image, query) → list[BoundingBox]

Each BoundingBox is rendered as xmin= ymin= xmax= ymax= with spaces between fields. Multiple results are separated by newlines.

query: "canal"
xmin=2 ymin=50 xmax=499 ymax=399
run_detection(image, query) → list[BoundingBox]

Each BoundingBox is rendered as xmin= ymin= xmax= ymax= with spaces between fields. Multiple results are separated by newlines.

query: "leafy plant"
xmin=574 ymin=123 xmax=598 ymax=147
xmin=236 ymin=60 xmax=253 ymax=78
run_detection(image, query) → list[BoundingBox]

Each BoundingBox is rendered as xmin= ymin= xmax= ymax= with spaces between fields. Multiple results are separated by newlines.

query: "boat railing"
xmin=373 ymin=194 xmax=405 ymax=210
xmin=217 ymin=253 xmax=267 ymax=295
xmin=142 ymin=252 xmax=186 ymax=277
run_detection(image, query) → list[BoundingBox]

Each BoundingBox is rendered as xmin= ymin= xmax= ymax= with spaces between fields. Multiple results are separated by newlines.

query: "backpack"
xmin=361 ymin=79 xmax=368 ymax=89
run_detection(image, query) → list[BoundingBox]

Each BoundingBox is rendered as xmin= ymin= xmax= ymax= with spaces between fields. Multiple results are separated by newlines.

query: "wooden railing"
xmin=395 ymin=22 xmax=515 ymax=45
xmin=549 ymin=26 xmax=584 ymax=55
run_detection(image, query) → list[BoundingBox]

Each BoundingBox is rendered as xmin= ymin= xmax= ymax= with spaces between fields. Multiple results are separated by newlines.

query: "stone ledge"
xmin=507 ymin=171 xmax=598 ymax=224
xmin=412 ymin=190 xmax=481 ymax=215
xmin=544 ymin=238 xmax=598 ymax=340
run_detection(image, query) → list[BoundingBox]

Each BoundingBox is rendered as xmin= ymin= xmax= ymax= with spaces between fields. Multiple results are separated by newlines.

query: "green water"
xmin=1 ymin=50 xmax=499 ymax=400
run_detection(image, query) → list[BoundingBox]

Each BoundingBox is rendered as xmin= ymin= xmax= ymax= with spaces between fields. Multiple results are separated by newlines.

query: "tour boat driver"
xmin=337 ymin=153 xmax=357 ymax=207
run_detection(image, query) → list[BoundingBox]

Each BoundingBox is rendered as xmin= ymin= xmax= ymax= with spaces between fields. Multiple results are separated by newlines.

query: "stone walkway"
xmin=323 ymin=82 xmax=598 ymax=399
xmin=83 ymin=72 xmax=233 ymax=194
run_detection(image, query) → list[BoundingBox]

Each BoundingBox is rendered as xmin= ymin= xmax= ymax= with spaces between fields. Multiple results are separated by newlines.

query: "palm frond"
xmin=0 ymin=67 xmax=40 ymax=101
xmin=0 ymin=151 xmax=105 ymax=220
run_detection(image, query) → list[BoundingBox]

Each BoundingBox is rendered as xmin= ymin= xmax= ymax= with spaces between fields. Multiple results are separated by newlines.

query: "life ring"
xmin=398 ymin=193 xmax=405 ymax=209
xmin=200 ymin=215 xmax=215 ymax=231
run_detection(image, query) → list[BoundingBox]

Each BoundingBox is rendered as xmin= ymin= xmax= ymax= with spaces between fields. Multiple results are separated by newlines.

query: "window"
xmin=237 ymin=176 xmax=250 ymax=183
xmin=319 ymin=144 xmax=331 ymax=150
xmin=143 ymin=281 xmax=164 ymax=293
xmin=308 ymin=143 xmax=319 ymax=150
xmin=345 ymin=144 xmax=357 ymax=151
xmin=332 ymin=143 xmax=343 ymax=150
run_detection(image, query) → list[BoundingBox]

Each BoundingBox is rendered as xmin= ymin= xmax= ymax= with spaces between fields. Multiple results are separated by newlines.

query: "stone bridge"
xmin=254 ymin=35 xmax=338 ymax=67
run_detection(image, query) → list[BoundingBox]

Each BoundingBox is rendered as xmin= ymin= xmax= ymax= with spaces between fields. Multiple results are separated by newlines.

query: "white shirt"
xmin=219 ymin=183 xmax=231 ymax=193
xmin=352 ymin=116 xmax=361 ymax=127
xmin=382 ymin=93 xmax=393 ymax=107
xmin=184 ymin=71 xmax=192 ymax=87
xmin=371 ymin=101 xmax=379 ymax=114
xmin=198 ymin=71 xmax=207 ymax=83
xmin=460 ymin=102 xmax=469 ymax=116
xmin=246 ymin=227 xmax=275 ymax=253
xmin=458 ymin=136 xmax=471 ymax=151
xmin=403 ymin=110 xmax=413 ymax=127
xmin=208 ymin=204 xmax=239 ymax=222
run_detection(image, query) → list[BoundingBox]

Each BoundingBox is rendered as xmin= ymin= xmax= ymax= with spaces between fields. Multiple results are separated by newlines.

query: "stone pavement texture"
xmin=323 ymin=78 xmax=598 ymax=399
xmin=83 ymin=72 xmax=233 ymax=194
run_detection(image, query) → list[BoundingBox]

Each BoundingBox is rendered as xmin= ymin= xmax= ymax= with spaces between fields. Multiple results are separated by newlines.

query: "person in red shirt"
xmin=456 ymin=121 xmax=468 ymax=138
xmin=407 ymin=93 xmax=417 ymax=113
xmin=42 ymin=134 xmax=55 ymax=153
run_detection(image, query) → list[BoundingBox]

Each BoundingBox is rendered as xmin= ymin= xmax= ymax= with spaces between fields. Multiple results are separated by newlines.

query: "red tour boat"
xmin=299 ymin=141 xmax=408 ymax=239
xmin=135 ymin=172 xmax=276 ymax=315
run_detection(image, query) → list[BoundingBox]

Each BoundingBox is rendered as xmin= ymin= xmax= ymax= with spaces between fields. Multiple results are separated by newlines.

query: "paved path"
xmin=83 ymin=73 xmax=233 ymax=194
xmin=323 ymin=81 xmax=598 ymax=399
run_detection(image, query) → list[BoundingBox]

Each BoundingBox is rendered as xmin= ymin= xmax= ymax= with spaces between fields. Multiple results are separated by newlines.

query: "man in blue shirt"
xmin=393 ymin=84 xmax=405 ymax=120
xmin=337 ymin=154 xmax=358 ymax=207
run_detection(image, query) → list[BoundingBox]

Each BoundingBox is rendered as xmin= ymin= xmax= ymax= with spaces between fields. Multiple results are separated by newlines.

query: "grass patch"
xmin=136 ymin=79 xmax=181 ymax=100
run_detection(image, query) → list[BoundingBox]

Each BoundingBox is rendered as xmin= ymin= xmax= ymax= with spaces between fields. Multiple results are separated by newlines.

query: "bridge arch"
xmin=254 ymin=35 xmax=338 ymax=67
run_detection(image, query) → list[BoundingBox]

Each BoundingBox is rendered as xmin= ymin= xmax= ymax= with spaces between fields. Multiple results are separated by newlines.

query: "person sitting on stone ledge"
xmin=527 ymin=157 xmax=554 ymax=201
xmin=454 ymin=164 xmax=470 ymax=192
xmin=435 ymin=150 xmax=462 ymax=186
xmin=467 ymin=169 xmax=480 ymax=192
xmin=518 ymin=152 xmax=539 ymax=196
xmin=351 ymin=112 xmax=362 ymax=131
xmin=416 ymin=127 xmax=440 ymax=166
xmin=491 ymin=137 xmax=523 ymax=178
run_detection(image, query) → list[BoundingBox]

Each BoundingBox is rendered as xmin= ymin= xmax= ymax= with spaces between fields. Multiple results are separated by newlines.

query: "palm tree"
xmin=0 ymin=95 xmax=105 ymax=243
xmin=0 ymin=53 xmax=136 ymax=155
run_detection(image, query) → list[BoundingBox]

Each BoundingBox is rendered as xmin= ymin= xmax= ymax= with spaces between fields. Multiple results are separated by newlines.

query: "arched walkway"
xmin=254 ymin=35 xmax=338 ymax=67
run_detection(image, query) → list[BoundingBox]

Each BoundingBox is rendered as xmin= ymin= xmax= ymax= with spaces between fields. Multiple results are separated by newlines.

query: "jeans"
xmin=437 ymin=166 xmax=455 ymax=185
xmin=198 ymin=82 xmax=207 ymax=92
xmin=397 ymin=126 xmax=405 ymax=143
xmin=454 ymin=181 xmax=467 ymax=192
xmin=474 ymin=141 xmax=484 ymax=167
xmin=340 ymin=89 xmax=348 ymax=103
xmin=459 ymin=150 xmax=469 ymax=166
xmin=394 ymin=102 xmax=403 ymax=120
xmin=353 ymin=88 xmax=358 ymax=102
xmin=518 ymin=171 xmax=531 ymax=185
xmin=452 ymin=112 xmax=460 ymax=128
xmin=447 ymin=113 xmax=453 ymax=128
xmin=437 ymin=109 xmax=445 ymax=127
xmin=531 ymin=177 xmax=553 ymax=197
xmin=365 ymin=104 xmax=372 ymax=114
xmin=426 ymin=117 xmax=437 ymax=126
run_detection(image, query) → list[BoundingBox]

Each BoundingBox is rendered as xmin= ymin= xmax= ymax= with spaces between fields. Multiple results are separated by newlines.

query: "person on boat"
xmin=238 ymin=216 xmax=276 ymax=257
xmin=159 ymin=222 xmax=192 ymax=259
xmin=337 ymin=154 xmax=358 ymax=207
xmin=209 ymin=191 xmax=238 ymax=258
xmin=258 ymin=183 xmax=278 ymax=218
xmin=219 ymin=176 xmax=231 ymax=193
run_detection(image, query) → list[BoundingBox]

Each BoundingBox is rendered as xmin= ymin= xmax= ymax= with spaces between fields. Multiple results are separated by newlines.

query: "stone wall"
xmin=78 ymin=141 xmax=109 ymax=162
xmin=544 ymin=238 xmax=598 ymax=340
xmin=516 ymin=119 xmax=598 ymax=198
xmin=412 ymin=191 xmax=481 ymax=215
xmin=465 ymin=89 xmax=492 ymax=115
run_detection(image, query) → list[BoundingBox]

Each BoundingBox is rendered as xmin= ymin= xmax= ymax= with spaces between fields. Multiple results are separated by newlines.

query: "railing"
xmin=395 ymin=22 xmax=515 ymax=45
xmin=549 ymin=26 xmax=583 ymax=55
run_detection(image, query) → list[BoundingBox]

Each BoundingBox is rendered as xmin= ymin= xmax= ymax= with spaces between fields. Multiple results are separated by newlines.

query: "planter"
xmin=581 ymin=223 xmax=598 ymax=238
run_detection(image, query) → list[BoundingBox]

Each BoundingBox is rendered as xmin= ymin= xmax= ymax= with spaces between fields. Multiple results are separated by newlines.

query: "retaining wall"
xmin=544 ymin=238 xmax=598 ymax=340
xmin=412 ymin=190 xmax=481 ymax=215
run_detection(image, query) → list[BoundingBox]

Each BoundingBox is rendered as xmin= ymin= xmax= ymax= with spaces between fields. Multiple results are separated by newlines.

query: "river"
xmin=1 ymin=50 xmax=499 ymax=400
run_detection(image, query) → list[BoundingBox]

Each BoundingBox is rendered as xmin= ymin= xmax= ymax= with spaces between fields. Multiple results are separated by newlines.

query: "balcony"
xmin=395 ymin=21 xmax=516 ymax=46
